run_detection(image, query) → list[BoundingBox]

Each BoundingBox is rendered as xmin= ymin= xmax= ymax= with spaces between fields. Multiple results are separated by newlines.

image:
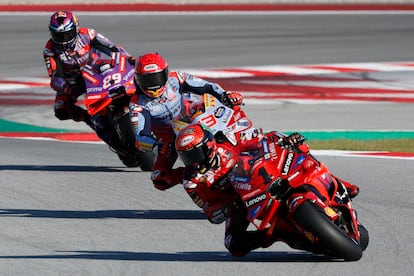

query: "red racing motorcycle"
xmin=229 ymin=133 xmax=369 ymax=261
xmin=173 ymin=90 xmax=368 ymax=260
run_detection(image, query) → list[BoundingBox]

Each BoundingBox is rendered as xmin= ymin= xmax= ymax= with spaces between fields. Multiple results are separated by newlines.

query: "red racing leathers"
xmin=182 ymin=128 xmax=270 ymax=256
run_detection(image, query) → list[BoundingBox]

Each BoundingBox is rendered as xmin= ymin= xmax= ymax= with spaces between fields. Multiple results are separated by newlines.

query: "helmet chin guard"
xmin=134 ymin=52 xmax=169 ymax=98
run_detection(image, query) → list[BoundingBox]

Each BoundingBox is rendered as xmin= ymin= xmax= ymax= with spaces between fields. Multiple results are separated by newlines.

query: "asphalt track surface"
xmin=1 ymin=9 xmax=414 ymax=275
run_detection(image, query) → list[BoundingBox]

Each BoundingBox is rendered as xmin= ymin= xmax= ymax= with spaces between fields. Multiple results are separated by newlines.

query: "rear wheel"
xmin=117 ymin=153 xmax=140 ymax=168
xmin=293 ymin=200 xmax=363 ymax=261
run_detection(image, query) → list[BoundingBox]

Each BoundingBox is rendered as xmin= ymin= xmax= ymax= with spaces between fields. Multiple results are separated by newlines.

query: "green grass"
xmin=307 ymin=139 xmax=414 ymax=153
xmin=1 ymin=118 xmax=414 ymax=153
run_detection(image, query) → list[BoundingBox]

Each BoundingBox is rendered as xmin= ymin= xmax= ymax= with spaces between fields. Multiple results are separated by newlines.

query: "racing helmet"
xmin=175 ymin=124 xmax=217 ymax=174
xmin=49 ymin=10 xmax=79 ymax=49
xmin=134 ymin=52 xmax=168 ymax=98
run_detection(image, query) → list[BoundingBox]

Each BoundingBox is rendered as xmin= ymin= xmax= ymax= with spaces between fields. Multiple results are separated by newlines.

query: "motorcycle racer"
xmin=175 ymin=124 xmax=360 ymax=256
xmin=42 ymin=10 xmax=129 ymax=146
xmin=132 ymin=52 xmax=243 ymax=191
xmin=175 ymin=124 xmax=279 ymax=256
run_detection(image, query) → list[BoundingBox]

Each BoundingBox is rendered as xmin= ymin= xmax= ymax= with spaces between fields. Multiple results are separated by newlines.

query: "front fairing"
xmin=172 ymin=93 xmax=253 ymax=147
xmin=83 ymin=53 xmax=135 ymax=116
xmin=230 ymin=138 xmax=342 ymax=227
xmin=173 ymin=93 xmax=234 ymax=134
xmin=231 ymin=137 xmax=362 ymax=245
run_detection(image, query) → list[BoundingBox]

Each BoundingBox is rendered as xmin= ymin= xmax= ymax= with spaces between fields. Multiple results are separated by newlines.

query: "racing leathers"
xmin=43 ymin=27 xmax=128 ymax=131
xmin=182 ymin=127 xmax=275 ymax=257
xmin=131 ymin=71 xmax=243 ymax=190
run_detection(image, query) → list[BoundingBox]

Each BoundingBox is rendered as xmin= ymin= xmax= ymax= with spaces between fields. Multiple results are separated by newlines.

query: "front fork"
xmin=287 ymin=191 xmax=360 ymax=243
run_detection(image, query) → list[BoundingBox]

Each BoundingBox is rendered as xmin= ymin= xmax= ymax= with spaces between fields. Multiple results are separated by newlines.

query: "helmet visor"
xmin=137 ymin=70 xmax=168 ymax=91
xmin=51 ymin=28 xmax=77 ymax=44
xmin=179 ymin=143 xmax=212 ymax=171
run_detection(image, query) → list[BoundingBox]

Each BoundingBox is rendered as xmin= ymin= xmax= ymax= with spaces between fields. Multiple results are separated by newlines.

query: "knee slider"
xmin=54 ymin=105 xmax=72 ymax=120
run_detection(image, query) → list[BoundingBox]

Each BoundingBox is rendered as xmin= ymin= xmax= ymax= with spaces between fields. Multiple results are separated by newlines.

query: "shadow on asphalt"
xmin=0 ymin=165 xmax=131 ymax=172
xmin=0 ymin=209 xmax=205 ymax=220
xmin=0 ymin=250 xmax=337 ymax=262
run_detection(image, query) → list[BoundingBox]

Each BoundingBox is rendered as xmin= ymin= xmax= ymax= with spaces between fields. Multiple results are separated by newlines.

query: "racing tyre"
xmin=358 ymin=224 xmax=369 ymax=251
xmin=137 ymin=151 xmax=155 ymax=172
xmin=293 ymin=200 xmax=363 ymax=261
xmin=118 ymin=153 xmax=140 ymax=168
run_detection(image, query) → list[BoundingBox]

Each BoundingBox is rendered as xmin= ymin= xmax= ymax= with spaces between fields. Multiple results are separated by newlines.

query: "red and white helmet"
xmin=175 ymin=124 xmax=217 ymax=173
xmin=134 ymin=52 xmax=168 ymax=98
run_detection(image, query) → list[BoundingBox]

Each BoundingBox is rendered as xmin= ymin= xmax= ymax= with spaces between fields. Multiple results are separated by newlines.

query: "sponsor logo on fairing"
xmin=237 ymin=119 xmax=250 ymax=127
xmin=119 ymin=55 xmax=126 ymax=73
xmin=82 ymin=71 xmax=99 ymax=86
xmin=248 ymin=205 xmax=262 ymax=220
xmin=262 ymin=138 xmax=270 ymax=160
xmin=123 ymin=68 xmax=134 ymax=81
xmin=218 ymin=108 xmax=232 ymax=124
xmin=292 ymin=154 xmax=306 ymax=170
xmin=86 ymin=87 xmax=103 ymax=93
xmin=200 ymin=114 xmax=217 ymax=129
xmin=269 ymin=141 xmax=277 ymax=159
xmin=233 ymin=182 xmax=252 ymax=191
xmin=214 ymin=106 xmax=225 ymax=118
xmin=288 ymin=196 xmax=304 ymax=212
xmin=282 ymin=152 xmax=294 ymax=175
xmin=245 ymin=193 xmax=266 ymax=208
xmin=231 ymin=175 xmax=250 ymax=183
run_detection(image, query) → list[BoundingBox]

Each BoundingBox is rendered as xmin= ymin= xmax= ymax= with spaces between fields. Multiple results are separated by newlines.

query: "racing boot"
xmin=83 ymin=113 xmax=97 ymax=131
xmin=151 ymin=139 xmax=184 ymax=190
xmin=71 ymin=105 xmax=94 ymax=127
xmin=224 ymin=229 xmax=274 ymax=257
xmin=334 ymin=176 xmax=359 ymax=199
xmin=224 ymin=203 xmax=274 ymax=257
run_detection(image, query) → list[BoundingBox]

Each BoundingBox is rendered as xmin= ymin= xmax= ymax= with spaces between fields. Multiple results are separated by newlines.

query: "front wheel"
xmin=293 ymin=200 xmax=363 ymax=261
xmin=116 ymin=151 xmax=154 ymax=171
xmin=114 ymin=112 xmax=154 ymax=170
xmin=137 ymin=151 xmax=155 ymax=172
xmin=358 ymin=224 xmax=369 ymax=251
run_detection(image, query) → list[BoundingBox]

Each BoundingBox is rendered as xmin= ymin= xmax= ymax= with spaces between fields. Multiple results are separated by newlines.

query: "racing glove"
xmin=127 ymin=56 xmax=136 ymax=65
xmin=110 ymin=86 xmax=130 ymax=108
xmin=280 ymin=132 xmax=306 ymax=150
xmin=221 ymin=91 xmax=243 ymax=108
xmin=152 ymin=167 xmax=185 ymax=191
